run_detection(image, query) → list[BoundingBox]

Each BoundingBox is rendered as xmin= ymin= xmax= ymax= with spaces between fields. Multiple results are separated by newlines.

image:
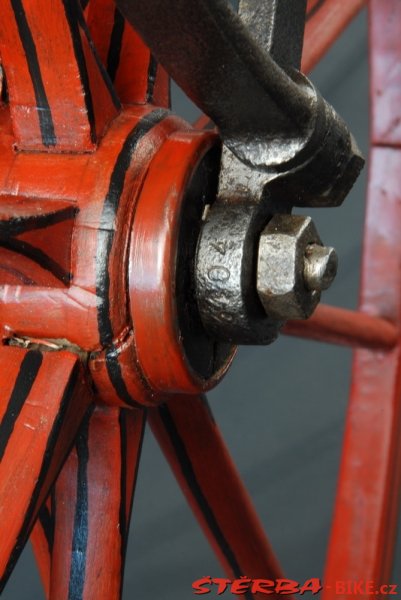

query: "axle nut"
xmin=256 ymin=214 xmax=335 ymax=320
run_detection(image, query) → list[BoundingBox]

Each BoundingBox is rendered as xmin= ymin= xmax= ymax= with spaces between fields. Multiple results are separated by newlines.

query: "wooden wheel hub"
xmin=0 ymin=104 xmax=235 ymax=407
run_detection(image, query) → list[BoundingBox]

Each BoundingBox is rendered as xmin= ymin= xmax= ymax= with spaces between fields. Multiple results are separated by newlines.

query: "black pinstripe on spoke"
xmin=0 ymin=206 xmax=77 ymax=285
xmin=0 ymin=238 xmax=72 ymax=285
xmin=37 ymin=502 xmax=55 ymax=554
xmin=0 ymin=265 xmax=36 ymax=285
xmin=10 ymin=0 xmax=56 ymax=146
xmin=0 ymin=350 xmax=43 ymax=461
xmin=107 ymin=9 xmax=125 ymax=82
xmin=75 ymin=6 xmax=121 ymax=110
xmin=0 ymin=361 xmax=82 ymax=591
xmin=68 ymin=411 xmax=91 ymax=600
xmin=95 ymin=108 xmax=168 ymax=406
xmin=157 ymin=404 xmax=254 ymax=600
xmin=0 ymin=206 xmax=77 ymax=238
xmin=61 ymin=0 xmax=97 ymax=144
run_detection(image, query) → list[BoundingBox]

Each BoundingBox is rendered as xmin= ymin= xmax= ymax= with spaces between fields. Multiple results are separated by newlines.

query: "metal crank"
xmin=116 ymin=0 xmax=364 ymax=346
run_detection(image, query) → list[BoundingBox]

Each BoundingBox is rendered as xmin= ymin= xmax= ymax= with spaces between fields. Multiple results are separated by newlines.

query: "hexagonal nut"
xmin=256 ymin=214 xmax=322 ymax=320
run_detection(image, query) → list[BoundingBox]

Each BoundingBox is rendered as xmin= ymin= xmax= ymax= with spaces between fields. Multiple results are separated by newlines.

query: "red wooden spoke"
xmin=283 ymin=304 xmax=398 ymax=350
xmin=86 ymin=0 xmax=169 ymax=106
xmin=0 ymin=346 xmax=92 ymax=591
xmin=0 ymin=197 xmax=76 ymax=288
xmin=0 ymin=0 xmax=119 ymax=152
xmin=30 ymin=406 xmax=145 ymax=600
xmin=303 ymin=0 xmax=367 ymax=74
xmin=322 ymin=0 xmax=401 ymax=591
xmin=47 ymin=406 xmax=145 ymax=600
xmin=149 ymin=395 xmax=287 ymax=600
xmin=0 ymin=107 xmax=184 ymax=353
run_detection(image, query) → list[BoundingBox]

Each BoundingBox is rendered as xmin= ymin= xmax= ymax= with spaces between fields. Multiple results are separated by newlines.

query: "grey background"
xmin=5 ymin=8 xmax=399 ymax=599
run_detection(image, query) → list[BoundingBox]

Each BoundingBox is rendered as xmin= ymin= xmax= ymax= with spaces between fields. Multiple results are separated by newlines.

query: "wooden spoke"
xmin=85 ymin=0 xmax=169 ymax=106
xmin=0 ymin=0 xmax=119 ymax=151
xmin=0 ymin=346 xmax=92 ymax=591
xmin=303 ymin=0 xmax=367 ymax=73
xmin=283 ymin=304 xmax=397 ymax=350
xmin=149 ymin=394 xmax=287 ymax=600
xmin=30 ymin=405 xmax=146 ymax=600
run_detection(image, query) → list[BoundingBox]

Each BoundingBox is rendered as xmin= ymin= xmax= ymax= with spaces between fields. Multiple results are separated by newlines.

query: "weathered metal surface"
xmin=257 ymin=215 xmax=331 ymax=321
xmin=193 ymin=0 xmax=368 ymax=131
xmin=239 ymin=0 xmax=307 ymax=69
xmin=116 ymin=0 xmax=363 ymax=208
xmin=116 ymin=0 xmax=312 ymax=162
xmin=191 ymin=0 xmax=362 ymax=343
xmin=303 ymin=244 xmax=338 ymax=292
xmin=195 ymin=200 xmax=281 ymax=345
xmin=195 ymin=210 xmax=338 ymax=343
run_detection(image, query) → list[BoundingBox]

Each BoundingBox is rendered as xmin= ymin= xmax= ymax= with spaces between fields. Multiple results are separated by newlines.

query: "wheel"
xmin=0 ymin=1 xmax=398 ymax=599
